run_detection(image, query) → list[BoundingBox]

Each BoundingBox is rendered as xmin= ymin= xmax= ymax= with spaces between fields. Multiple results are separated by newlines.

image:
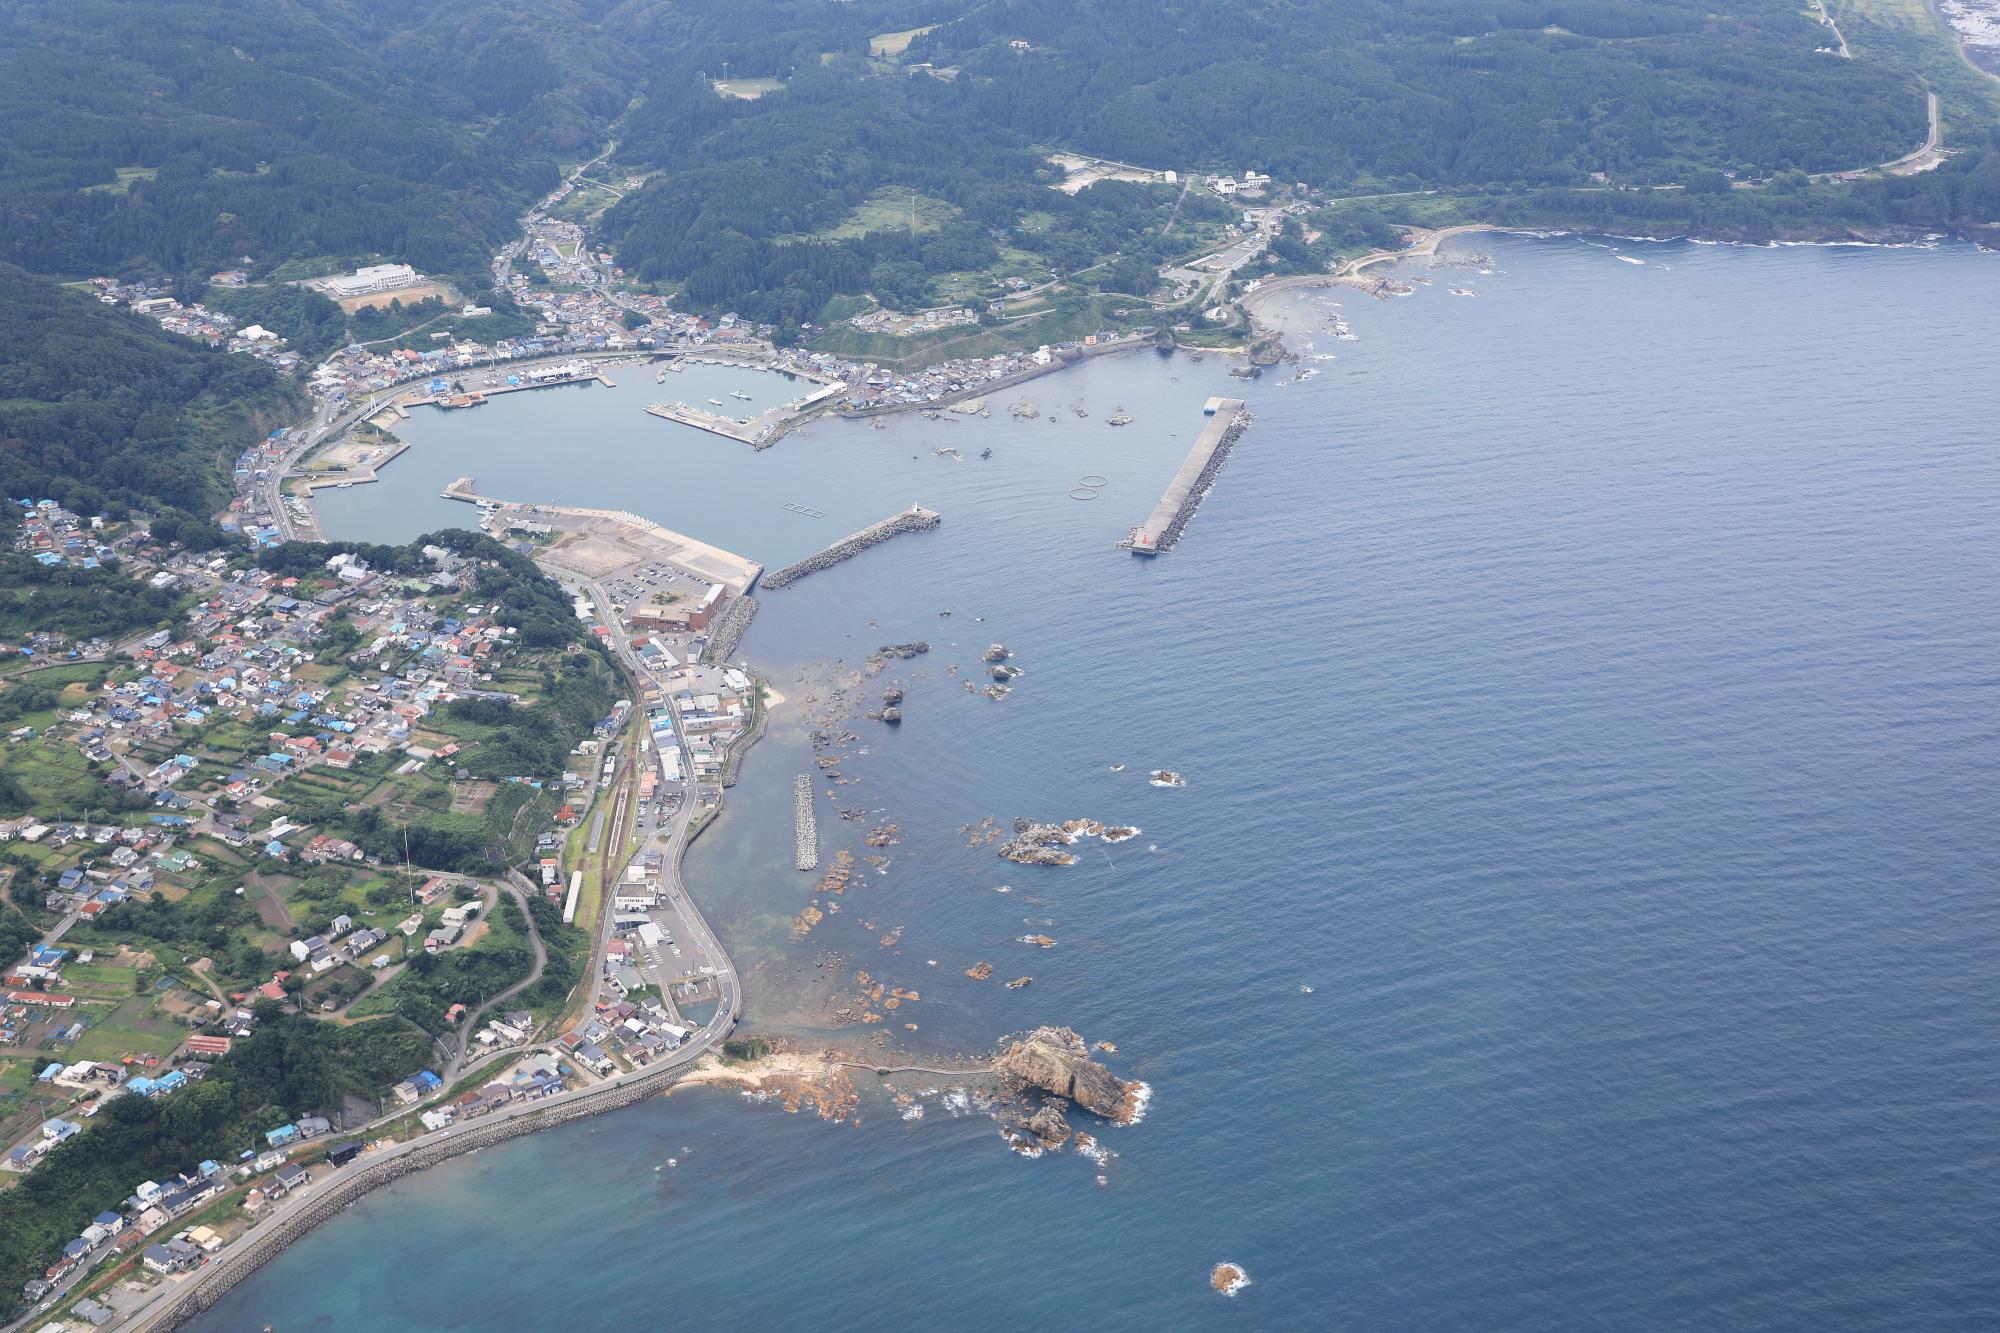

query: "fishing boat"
xmin=730 ymin=389 xmax=753 ymax=401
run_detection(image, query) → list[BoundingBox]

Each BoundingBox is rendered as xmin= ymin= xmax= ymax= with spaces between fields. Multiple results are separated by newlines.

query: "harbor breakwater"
xmin=759 ymin=506 xmax=941 ymax=589
xmin=1124 ymin=400 xmax=1253 ymax=554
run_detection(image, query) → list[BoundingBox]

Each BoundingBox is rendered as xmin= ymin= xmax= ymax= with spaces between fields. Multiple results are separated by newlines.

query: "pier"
xmin=442 ymin=476 xmax=492 ymax=504
xmin=760 ymin=506 xmax=942 ymax=589
xmin=794 ymin=774 xmax=819 ymax=870
xmin=1122 ymin=397 xmax=1251 ymax=555
xmin=646 ymin=374 xmax=848 ymax=451
xmin=646 ymin=400 xmax=764 ymax=445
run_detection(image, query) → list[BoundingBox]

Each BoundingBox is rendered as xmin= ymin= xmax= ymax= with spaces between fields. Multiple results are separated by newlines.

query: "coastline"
xmin=109 ymin=585 xmax=772 ymax=1328
xmin=1241 ymin=220 xmax=1996 ymax=337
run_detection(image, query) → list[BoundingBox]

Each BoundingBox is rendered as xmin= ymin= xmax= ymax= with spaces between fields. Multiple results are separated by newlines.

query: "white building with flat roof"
xmin=321 ymin=263 xmax=420 ymax=298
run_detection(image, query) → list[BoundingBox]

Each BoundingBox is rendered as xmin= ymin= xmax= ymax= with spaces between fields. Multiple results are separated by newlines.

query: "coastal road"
xmin=108 ymin=982 xmax=736 ymax=1333
xmin=538 ymin=561 xmax=738 ymax=1019
xmin=84 ymin=557 xmax=746 ymax=1331
xmin=108 ymin=677 xmax=743 ymax=1333
xmin=1880 ymin=91 xmax=1943 ymax=175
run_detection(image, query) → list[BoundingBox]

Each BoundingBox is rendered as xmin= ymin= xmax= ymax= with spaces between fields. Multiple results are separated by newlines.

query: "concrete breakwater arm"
xmin=760 ymin=506 xmax=941 ymax=590
xmin=1123 ymin=399 xmax=1252 ymax=555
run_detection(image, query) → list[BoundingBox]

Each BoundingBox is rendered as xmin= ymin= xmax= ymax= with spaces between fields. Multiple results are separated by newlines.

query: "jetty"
xmin=442 ymin=476 xmax=493 ymax=504
xmin=1122 ymin=397 xmax=1251 ymax=555
xmin=760 ymin=506 xmax=941 ymax=590
xmin=794 ymin=774 xmax=819 ymax=870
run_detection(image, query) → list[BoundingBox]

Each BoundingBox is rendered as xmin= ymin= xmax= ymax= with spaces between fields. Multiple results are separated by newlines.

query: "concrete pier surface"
xmin=760 ymin=505 xmax=942 ymax=589
xmin=440 ymin=478 xmax=763 ymax=594
xmin=1124 ymin=397 xmax=1249 ymax=555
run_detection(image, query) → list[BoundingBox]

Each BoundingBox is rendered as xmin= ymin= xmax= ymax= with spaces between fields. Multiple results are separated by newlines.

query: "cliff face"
xmin=997 ymin=1026 xmax=1140 ymax=1122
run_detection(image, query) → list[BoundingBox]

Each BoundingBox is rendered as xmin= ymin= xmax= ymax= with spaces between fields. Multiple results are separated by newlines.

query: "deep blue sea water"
xmin=203 ymin=237 xmax=2000 ymax=1330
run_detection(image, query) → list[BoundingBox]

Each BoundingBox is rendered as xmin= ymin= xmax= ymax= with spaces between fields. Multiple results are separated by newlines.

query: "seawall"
xmin=759 ymin=507 xmax=941 ymax=590
xmin=131 ymin=1062 xmax=697 ymax=1330
xmin=702 ymin=594 xmax=759 ymax=664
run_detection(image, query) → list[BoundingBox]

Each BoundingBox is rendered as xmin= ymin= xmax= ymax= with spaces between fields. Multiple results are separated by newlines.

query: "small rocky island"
xmin=995 ymin=1026 xmax=1148 ymax=1153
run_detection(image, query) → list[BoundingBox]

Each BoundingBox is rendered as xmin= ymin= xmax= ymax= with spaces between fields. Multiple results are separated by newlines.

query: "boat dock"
xmin=407 ymin=363 xmax=613 ymax=412
xmin=442 ymin=476 xmax=495 ymax=505
xmin=645 ymin=400 xmax=762 ymax=445
xmin=794 ymin=775 xmax=819 ymax=871
xmin=1123 ymin=397 xmax=1251 ymax=555
xmin=760 ymin=506 xmax=942 ymax=590
xmin=646 ymin=377 xmax=847 ymax=451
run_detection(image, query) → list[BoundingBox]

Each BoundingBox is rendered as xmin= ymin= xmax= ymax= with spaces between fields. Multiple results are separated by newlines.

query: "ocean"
xmin=200 ymin=236 xmax=2000 ymax=1330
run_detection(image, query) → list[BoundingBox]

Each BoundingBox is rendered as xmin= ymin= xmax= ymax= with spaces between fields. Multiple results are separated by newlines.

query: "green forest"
xmin=0 ymin=0 xmax=648 ymax=287
xmin=0 ymin=263 xmax=302 ymax=639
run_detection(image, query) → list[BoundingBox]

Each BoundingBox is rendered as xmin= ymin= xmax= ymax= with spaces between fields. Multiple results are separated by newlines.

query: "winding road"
xmin=437 ymin=873 xmax=549 ymax=1083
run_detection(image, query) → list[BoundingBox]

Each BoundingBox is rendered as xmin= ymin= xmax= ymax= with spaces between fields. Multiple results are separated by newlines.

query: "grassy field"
xmin=58 ymin=963 xmax=145 ymax=999
xmin=869 ymin=25 xmax=936 ymax=56
xmin=6 ymin=740 xmax=111 ymax=814
xmin=713 ymin=76 xmax=784 ymax=100
xmin=80 ymin=165 xmax=158 ymax=196
xmin=810 ymin=186 xmax=958 ymax=240
xmin=70 ymin=998 xmax=184 ymax=1063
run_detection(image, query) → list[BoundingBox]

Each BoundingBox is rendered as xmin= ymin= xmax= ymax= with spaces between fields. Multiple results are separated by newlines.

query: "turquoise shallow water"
xmin=207 ymin=237 xmax=2000 ymax=1330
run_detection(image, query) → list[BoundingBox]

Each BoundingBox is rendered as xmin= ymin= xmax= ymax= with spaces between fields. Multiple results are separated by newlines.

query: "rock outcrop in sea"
xmin=996 ymin=1026 xmax=1145 ymax=1123
xmin=997 ymin=817 xmax=1141 ymax=864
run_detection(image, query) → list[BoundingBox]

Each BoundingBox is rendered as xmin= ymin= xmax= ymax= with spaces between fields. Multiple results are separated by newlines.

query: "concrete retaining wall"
xmin=136 ymin=1065 xmax=691 ymax=1330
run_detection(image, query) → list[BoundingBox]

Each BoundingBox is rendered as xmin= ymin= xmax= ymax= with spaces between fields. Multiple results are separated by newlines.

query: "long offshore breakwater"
xmin=794 ymin=774 xmax=819 ymax=870
xmin=1122 ymin=398 xmax=1251 ymax=555
xmin=760 ymin=506 xmax=942 ymax=589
